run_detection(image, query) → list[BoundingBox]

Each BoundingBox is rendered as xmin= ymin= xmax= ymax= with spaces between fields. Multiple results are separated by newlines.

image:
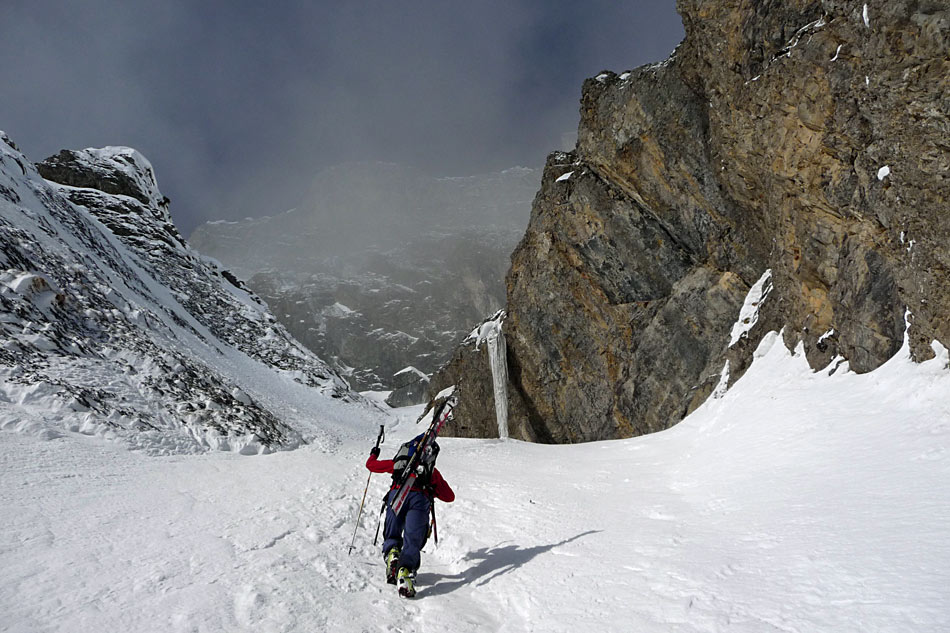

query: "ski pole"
xmin=348 ymin=424 xmax=385 ymax=555
xmin=373 ymin=499 xmax=386 ymax=546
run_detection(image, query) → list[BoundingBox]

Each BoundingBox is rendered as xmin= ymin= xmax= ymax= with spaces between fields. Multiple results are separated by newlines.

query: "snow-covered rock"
xmin=384 ymin=366 xmax=429 ymax=407
xmin=0 ymin=132 xmax=363 ymax=454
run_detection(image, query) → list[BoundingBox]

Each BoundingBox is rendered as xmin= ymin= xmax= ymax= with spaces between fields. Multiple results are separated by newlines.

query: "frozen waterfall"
xmin=474 ymin=311 xmax=509 ymax=439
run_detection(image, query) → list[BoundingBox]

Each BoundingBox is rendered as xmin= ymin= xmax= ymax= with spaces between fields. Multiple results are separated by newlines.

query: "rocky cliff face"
xmin=431 ymin=0 xmax=949 ymax=442
xmin=1 ymin=135 xmax=356 ymax=453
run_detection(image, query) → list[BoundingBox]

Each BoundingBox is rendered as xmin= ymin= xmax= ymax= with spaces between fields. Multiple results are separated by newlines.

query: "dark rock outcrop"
xmin=384 ymin=367 xmax=430 ymax=408
xmin=431 ymin=0 xmax=949 ymax=442
xmin=37 ymin=148 xmax=162 ymax=206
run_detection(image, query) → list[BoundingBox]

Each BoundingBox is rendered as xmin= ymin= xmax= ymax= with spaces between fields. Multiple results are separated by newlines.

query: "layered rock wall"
xmin=432 ymin=0 xmax=949 ymax=442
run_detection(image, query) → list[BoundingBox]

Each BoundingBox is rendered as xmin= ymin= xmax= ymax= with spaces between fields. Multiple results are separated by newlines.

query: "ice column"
xmin=474 ymin=311 xmax=509 ymax=439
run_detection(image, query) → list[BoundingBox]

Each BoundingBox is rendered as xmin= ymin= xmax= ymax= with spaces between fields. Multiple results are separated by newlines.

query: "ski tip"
xmin=416 ymin=386 xmax=459 ymax=423
xmin=434 ymin=385 xmax=457 ymax=401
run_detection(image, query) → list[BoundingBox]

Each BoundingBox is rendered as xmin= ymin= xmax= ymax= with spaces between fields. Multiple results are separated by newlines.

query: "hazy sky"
xmin=1 ymin=1 xmax=684 ymax=234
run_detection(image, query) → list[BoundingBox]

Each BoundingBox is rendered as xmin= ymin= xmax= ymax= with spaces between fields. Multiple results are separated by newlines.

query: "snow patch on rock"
xmin=729 ymin=270 xmax=773 ymax=347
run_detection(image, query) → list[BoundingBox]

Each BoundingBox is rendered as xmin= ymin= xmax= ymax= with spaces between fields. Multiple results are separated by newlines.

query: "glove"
xmin=370 ymin=446 xmax=380 ymax=458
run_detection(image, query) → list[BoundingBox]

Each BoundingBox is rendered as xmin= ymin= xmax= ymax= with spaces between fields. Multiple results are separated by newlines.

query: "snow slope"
xmin=3 ymin=329 xmax=948 ymax=632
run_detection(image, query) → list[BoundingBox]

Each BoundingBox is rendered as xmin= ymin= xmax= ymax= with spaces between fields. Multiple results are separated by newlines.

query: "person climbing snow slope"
xmin=366 ymin=436 xmax=454 ymax=597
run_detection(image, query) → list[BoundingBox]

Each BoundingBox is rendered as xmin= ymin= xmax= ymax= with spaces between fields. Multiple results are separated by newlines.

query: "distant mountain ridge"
xmin=0 ymin=132 xmax=359 ymax=454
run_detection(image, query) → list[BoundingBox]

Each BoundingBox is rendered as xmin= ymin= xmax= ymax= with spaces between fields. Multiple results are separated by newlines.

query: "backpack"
xmin=391 ymin=434 xmax=440 ymax=489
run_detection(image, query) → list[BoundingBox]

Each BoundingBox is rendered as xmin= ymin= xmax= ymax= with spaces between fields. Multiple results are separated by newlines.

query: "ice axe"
xmin=348 ymin=424 xmax=385 ymax=555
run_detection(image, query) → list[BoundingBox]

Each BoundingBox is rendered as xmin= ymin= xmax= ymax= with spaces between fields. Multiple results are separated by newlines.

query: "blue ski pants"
xmin=382 ymin=488 xmax=430 ymax=572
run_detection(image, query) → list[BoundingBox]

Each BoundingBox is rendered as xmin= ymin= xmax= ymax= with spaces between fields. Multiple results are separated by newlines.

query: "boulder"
xmin=385 ymin=366 xmax=430 ymax=408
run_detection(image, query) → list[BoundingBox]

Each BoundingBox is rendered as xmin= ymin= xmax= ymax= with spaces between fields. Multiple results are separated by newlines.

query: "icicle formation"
xmin=473 ymin=311 xmax=509 ymax=439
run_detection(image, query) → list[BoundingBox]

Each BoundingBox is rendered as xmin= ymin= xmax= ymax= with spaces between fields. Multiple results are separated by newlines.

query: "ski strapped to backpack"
xmin=389 ymin=391 xmax=457 ymax=515
xmin=391 ymin=435 xmax=440 ymax=488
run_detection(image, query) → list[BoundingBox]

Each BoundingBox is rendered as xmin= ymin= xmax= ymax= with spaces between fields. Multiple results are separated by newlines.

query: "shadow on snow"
xmin=416 ymin=530 xmax=601 ymax=598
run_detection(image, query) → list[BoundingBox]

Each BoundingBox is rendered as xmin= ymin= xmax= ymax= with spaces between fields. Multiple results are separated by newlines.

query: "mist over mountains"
xmin=190 ymin=162 xmax=541 ymax=393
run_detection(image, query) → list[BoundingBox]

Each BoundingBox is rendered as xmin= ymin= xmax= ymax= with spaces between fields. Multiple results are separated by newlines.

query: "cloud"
xmin=0 ymin=0 xmax=683 ymax=234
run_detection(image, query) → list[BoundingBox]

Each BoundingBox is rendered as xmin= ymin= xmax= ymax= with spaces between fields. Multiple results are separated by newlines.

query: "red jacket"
xmin=366 ymin=454 xmax=455 ymax=502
